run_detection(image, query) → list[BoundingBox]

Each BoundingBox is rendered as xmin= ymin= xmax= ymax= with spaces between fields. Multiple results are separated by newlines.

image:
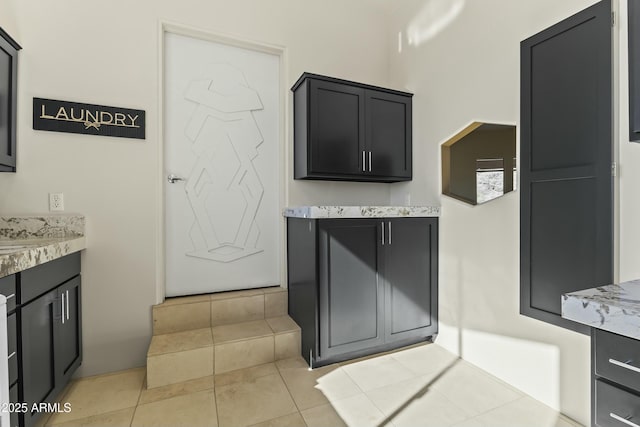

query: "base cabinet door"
xmin=318 ymin=219 xmax=384 ymax=359
xmin=20 ymin=288 xmax=58 ymax=427
xmin=55 ymin=277 xmax=82 ymax=386
xmin=384 ymin=218 xmax=438 ymax=342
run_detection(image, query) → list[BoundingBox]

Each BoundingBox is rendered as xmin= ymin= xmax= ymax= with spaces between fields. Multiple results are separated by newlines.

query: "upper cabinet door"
xmin=308 ymin=79 xmax=365 ymax=176
xmin=520 ymin=0 xmax=612 ymax=333
xmin=0 ymin=28 xmax=21 ymax=172
xmin=293 ymin=73 xmax=412 ymax=182
xmin=366 ymin=90 xmax=412 ymax=179
xmin=629 ymin=0 xmax=640 ymax=141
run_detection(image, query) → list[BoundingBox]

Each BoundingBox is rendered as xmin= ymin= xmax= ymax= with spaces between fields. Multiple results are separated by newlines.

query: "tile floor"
xmin=39 ymin=343 xmax=581 ymax=427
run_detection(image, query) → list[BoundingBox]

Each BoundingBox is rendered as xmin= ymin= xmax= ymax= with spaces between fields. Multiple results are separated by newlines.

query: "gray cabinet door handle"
xmin=388 ymin=221 xmax=392 ymax=245
xmin=610 ymin=413 xmax=640 ymax=427
xmin=368 ymin=152 xmax=372 ymax=172
xmin=381 ymin=222 xmax=385 ymax=246
xmin=61 ymin=293 xmax=65 ymax=325
xmin=362 ymin=151 xmax=366 ymax=172
xmin=66 ymin=290 xmax=70 ymax=320
xmin=609 ymin=358 xmax=640 ymax=374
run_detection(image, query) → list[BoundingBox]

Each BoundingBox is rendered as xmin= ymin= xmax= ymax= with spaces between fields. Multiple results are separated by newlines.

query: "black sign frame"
xmin=33 ymin=98 xmax=145 ymax=140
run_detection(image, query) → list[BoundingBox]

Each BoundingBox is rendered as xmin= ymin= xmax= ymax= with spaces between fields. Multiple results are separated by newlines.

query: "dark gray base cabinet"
xmin=592 ymin=329 xmax=640 ymax=427
xmin=0 ymin=253 xmax=82 ymax=427
xmin=287 ymin=217 xmax=438 ymax=367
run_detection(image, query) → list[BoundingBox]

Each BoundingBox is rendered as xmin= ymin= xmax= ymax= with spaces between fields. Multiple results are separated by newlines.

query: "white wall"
xmin=387 ymin=0 xmax=606 ymax=424
xmin=0 ymin=0 xmax=393 ymax=376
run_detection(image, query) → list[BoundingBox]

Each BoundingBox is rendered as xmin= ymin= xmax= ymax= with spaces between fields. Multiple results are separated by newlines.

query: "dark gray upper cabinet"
xmin=630 ymin=0 xmax=640 ymax=141
xmin=0 ymin=27 xmax=21 ymax=172
xmin=287 ymin=217 xmax=437 ymax=367
xmin=292 ymin=73 xmax=412 ymax=182
xmin=520 ymin=0 xmax=612 ymax=333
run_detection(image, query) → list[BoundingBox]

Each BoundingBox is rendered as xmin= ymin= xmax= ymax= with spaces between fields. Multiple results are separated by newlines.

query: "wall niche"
xmin=441 ymin=122 xmax=516 ymax=205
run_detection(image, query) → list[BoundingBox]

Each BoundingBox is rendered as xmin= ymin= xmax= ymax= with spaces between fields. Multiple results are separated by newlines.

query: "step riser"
xmin=146 ymin=329 xmax=301 ymax=388
xmin=153 ymin=288 xmax=287 ymax=335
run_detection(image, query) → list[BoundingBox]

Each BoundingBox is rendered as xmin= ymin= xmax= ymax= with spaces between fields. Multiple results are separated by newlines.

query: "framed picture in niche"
xmin=0 ymin=27 xmax=21 ymax=172
xmin=630 ymin=0 xmax=640 ymax=141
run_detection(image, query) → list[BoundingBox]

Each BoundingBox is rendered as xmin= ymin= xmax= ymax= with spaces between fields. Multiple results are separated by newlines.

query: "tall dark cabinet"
xmin=520 ymin=0 xmax=613 ymax=333
xmin=288 ymin=217 xmax=438 ymax=367
xmin=630 ymin=0 xmax=640 ymax=141
xmin=0 ymin=27 xmax=21 ymax=172
xmin=292 ymin=73 xmax=412 ymax=182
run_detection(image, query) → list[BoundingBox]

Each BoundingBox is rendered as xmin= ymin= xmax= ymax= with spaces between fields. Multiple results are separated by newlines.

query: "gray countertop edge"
xmin=0 ymin=236 xmax=87 ymax=278
xmin=561 ymin=280 xmax=640 ymax=341
xmin=283 ymin=206 xmax=441 ymax=219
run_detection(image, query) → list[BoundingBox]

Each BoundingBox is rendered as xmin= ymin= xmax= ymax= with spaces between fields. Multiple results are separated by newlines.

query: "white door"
xmin=164 ymin=31 xmax=281 ymax=296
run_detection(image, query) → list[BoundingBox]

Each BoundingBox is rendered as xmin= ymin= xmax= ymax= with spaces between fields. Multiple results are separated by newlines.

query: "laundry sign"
xmin=33 ymin=98 xmax=145 ymax=139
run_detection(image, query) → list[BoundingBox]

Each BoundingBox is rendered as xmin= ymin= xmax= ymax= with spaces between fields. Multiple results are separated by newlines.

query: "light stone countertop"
xmin=283 ymin=206 xmax=441 ymax=219
xmin=0 ymin=215 xmax=86 ymax=278
xmin=561 ymin=280 xmax=640 ymax=340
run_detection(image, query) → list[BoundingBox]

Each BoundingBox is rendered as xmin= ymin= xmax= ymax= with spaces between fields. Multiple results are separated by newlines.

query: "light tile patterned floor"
xmin=40 ymin=343 xmax=582 ymax=427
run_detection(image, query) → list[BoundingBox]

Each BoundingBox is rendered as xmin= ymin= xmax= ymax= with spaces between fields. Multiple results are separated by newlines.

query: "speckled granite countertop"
xmin=283 ymin=206 xmax=441 ymax=219
xmin=562 ymin=280 xmax=640 ymax=340
xmin=0 ymin=215 xmax=86 ymax=278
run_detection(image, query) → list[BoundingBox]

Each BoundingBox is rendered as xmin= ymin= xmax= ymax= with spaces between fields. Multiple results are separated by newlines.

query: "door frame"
xmin=156 ymin=22 xmax=289 ymax=303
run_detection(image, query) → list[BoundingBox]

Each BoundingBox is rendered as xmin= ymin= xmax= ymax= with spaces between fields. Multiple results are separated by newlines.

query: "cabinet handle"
xmin=388 ymin=221 xmax=392 ymax=245
xmin=381 ymin=222 xmax=385 ymax=245
xmin=610 ymin=413 xmax=640 ymax=427
xmin=61 ymin=293 xmax=65 ymax=325
xmin=5 ymin=294 xmax=14 ymax=301
xmin=66 ymin=290 xmax=70 ymax=320
xmin=362 ymin=151 xmax=366 ymax=172
xmin=609 ymin=358 xmax=640 ymax=374
xmin=368 ymin=152 xmax=372 ymax=172
xmin=7 ymin=352 xmax=15 ymax=360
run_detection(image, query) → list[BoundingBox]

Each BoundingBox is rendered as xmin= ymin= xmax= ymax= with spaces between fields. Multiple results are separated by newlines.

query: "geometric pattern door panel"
xmin=164 ymin=32 xmax=281 ymax=296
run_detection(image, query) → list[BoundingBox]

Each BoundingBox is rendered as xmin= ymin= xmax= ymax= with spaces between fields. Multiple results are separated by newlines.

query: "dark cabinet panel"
xmin=293 ymin=73 xmax=412 ymax=182
xmin=56 ymin=277 xmax=82 ymax=385
xmin=288 ymin=217 xmax=438 ymax=367
xmin=366 ymin=91 xmax=412 ymax=179
xmin=20 ymin=288 xmax=58 ymax=427
xmin=384 ymin=218 xmax=438 ymax=341
xmin=318 ymin=220 xmax=383 ymax=358
xmin=0 ymin=27 xmax=21 ymax=172
xmin=520 ymin=0 xmax=612 ymax=333
xmin=308 ymin=80 xmax=364 ymax=176
xmin=630 ymin=0 xmax=640 ymax=141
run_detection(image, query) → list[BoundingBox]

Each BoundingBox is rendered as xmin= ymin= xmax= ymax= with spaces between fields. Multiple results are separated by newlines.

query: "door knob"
xmin=167 ymin=174 xmax=185 ymax=184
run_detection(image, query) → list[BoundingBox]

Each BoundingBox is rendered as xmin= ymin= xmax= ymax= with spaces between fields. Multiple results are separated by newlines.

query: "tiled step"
xmin=147 ymin=317 xmax=301 ymax=388
xmin=146 ymin=287 xmax=299 ymax=389
xmin=152 ymin=286 xmax=287 ymax=335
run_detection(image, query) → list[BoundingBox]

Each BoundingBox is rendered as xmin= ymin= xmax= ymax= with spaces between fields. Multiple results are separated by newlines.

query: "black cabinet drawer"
xmin=20 ymin=253 xmax=80 ymax=304
xmin=7 ymin=312 xmax=16 ymax=386
xmin=595 ymin=379 xmax=640 ymax=427
xmin=595 ymin=329 xmax=640 ymax=392
xmin=0 ymin=275 xmax=16 ymax=313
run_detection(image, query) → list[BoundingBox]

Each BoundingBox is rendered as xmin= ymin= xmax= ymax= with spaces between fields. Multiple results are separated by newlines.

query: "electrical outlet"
xmin=49 ymin=193 xmax=64 ymax=211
